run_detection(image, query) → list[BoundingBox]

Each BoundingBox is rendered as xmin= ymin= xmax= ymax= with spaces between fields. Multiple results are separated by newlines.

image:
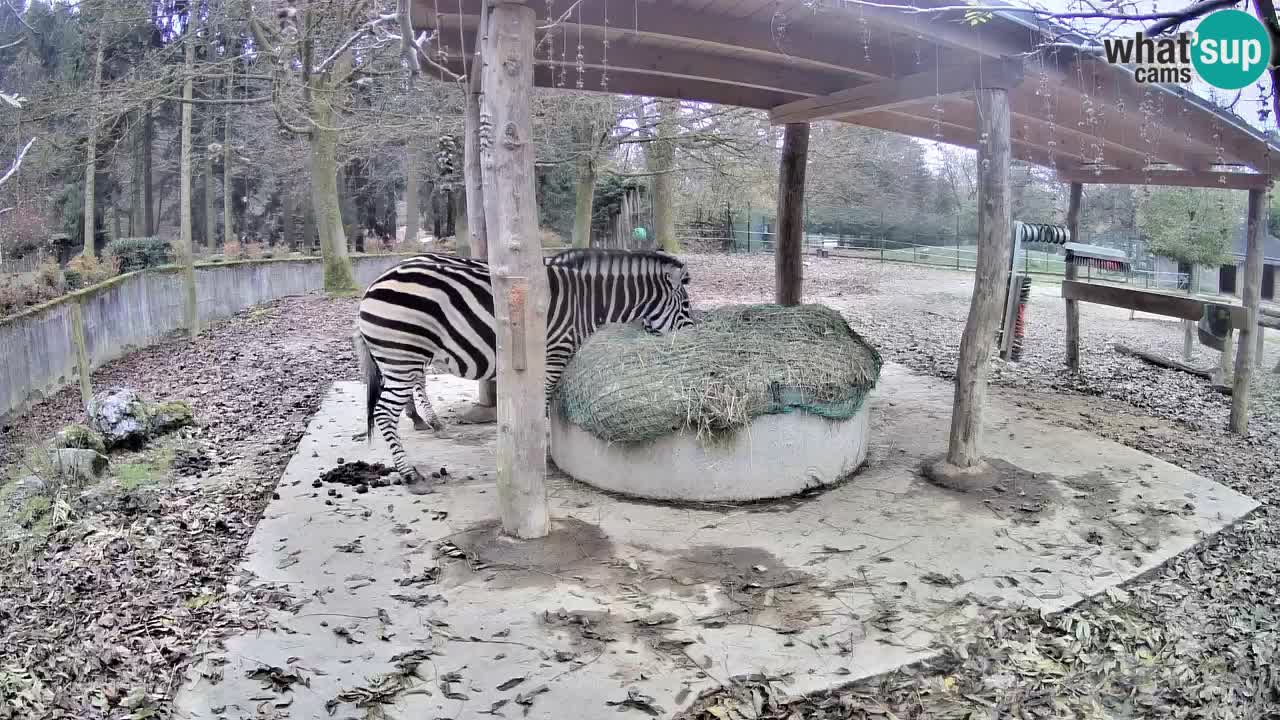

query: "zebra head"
xmin=642 ymin=254 xmax=697 ymax=333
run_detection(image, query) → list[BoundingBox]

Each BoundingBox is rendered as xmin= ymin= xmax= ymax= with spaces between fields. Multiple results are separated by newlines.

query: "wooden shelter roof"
xmin=414 ymin=0 xmax=1277 ymax=188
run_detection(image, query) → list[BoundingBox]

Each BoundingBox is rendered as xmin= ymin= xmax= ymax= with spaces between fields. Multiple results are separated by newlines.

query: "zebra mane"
xmin=545 ymin=248 xmax=686 ymax=271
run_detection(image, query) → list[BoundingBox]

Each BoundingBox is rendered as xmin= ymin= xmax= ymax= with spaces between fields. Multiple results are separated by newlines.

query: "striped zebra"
xmin=355 ymin=249 xmax=697 ymax=489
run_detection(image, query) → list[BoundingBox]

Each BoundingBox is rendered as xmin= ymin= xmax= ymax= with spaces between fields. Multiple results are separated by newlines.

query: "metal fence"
xmin=687 ymin=229 xmax=1191 ymax=290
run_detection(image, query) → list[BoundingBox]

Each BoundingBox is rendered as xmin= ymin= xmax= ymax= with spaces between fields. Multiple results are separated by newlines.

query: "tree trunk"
xmin=282 ymin=191 xmax=296 ymax=250
xmin=82 ymin=41 xmax=105 ymax=257
xmin=310 ymin=73 xmax=355 ymax=292
xmin=223 ymin=102 xmax=233 ymax=250
xmin=941 ymin=87 xmax=1013 ymax=475
xmin=1064 ymin=182 xmax=1082 ymax=372
xmin=143 ymin=105 xmax=154 ymax=236
xmin=1230 ymin=188 xmax=1266 ymax=433
xmin=572 ymin=154 xmax=595 ymax=248
xmin=179 ymin=33 xmax=198 ymax=336
xmin=454 ymin=186 xmax=470 ymax=255
xmin=130 ymin=117 xmax=143 ymax=237
xmin=1182 ymin=265 xmax=1199 ymax=361
xmin=774 ymin=122 xmax=808 ymax=306
xmin=481 ymin=2 xmax=549 ymax=539
xmin=204 ymin=135 xmax=216 ymax=252
xmin=405 ymin=146 xmax=420 ymax=246
xmin=649 ymin=99 xmax=679 ymax=253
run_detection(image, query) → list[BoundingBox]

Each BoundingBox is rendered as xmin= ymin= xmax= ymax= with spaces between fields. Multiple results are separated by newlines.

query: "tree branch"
xmin=1254 ymin=0 xmax=1280 ymax=128
xmin=0 ymin=137 xmax=36 ymax=187
xmin=1146 ymin=0 xmax=1240 ymax=35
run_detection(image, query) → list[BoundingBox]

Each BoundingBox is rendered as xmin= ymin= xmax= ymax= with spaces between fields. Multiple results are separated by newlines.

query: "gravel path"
xmin=2 ymin=255 xmax=1279 ymax=718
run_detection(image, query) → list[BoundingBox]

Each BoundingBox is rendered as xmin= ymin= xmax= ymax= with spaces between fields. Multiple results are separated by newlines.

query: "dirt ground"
xmin=2 ymin=253 xmax=1279 ymax=718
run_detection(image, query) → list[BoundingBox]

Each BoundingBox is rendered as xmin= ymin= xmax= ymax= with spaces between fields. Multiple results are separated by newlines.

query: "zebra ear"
xmin=663 ymin=264 xmax=685 ymax=288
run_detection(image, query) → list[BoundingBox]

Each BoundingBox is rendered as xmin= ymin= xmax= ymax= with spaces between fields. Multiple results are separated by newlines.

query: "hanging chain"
xmin=601 ymin=1 xmax=609 ymax=91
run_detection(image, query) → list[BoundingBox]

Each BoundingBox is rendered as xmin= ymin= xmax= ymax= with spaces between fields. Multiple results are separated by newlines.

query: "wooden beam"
xmin=445 ymin=29 xmax=858 ymax=98
xmin=481 ymin=2 xmax=550 ymax=539
xmin=1060 ymin=280 xmax=1247 ymax=325
xmin=1050 ymin=54 xmax=1262 ymax=169
xmin=418 ymin=0 xmax=900 ymax=81
xmin=1064 ymin=182 xmax=1083 ymax=373
xmin=1230 ymin=188 xmax=1267 ymax=434
xmin=769 ymin=58 xmax=1023 ymax=125
xmin=1057 ymin=168 xmax=1272 ymax=191
xmin=946 ymin=86 xmax=1013 ymax=472
xmin=854 ymin=109 xmax=1087 ymax=172
xmin=775 ymin=122 xmax=808 ymax=305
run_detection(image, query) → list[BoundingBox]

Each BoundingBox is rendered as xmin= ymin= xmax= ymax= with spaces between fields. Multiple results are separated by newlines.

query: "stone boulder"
xmin=89 ymin=389 xmax=150 ymax=449
xmin=54 ymin=423 xmax=108 ymax=455
xmin=49 ymin=448 xmax=109 ymax=482
xmin=149 ymin=400 xmax=195 ymax=436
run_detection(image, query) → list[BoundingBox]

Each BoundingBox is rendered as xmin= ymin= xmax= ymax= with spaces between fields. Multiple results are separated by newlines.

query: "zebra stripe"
xmin=356 ymin=249 xmax=696 ymax=486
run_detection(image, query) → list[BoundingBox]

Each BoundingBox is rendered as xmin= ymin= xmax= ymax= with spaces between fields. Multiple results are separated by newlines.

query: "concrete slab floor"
xmin=172 ymin=365 xmax=1257 ymax=720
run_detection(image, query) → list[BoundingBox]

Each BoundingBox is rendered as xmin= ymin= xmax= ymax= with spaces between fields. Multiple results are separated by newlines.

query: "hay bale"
xmin=553 ymin=304 xmax=882 ymax=444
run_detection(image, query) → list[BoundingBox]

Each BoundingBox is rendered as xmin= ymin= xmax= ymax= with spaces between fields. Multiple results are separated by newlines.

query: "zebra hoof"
xmin=404 ymin=469 xmax=435 ymax=495
xmin=412 ymin=419 xmax=433 ymax=432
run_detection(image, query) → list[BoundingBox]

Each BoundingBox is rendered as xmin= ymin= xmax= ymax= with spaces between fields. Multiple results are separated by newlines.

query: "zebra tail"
xmin=355 ymin=331 xmax=380 ymax=445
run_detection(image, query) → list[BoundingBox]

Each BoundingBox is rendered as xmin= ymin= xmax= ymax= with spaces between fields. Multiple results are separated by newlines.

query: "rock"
xmin=54 ymin=424 xmax=107 ymax=455
xmin=149 ymin=400 xmax=195 ymax=436
xmin=49 ymin=448 xmax=109 ymax=481
xmin=89 ymin=389 xmax=150 ymax=449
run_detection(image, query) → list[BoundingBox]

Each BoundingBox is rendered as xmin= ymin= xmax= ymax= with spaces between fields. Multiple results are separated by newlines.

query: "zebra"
xmin=355 ymin=248 xmax=697 ymax=490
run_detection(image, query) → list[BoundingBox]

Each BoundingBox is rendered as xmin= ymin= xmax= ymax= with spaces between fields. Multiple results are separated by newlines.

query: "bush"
xmin=105 ymin=237 xmax=173 ymax=272
xmin=63 ymin=254 xmax=118 ymax=290
xmin=0 ymin=265 xmax=63 ymax=317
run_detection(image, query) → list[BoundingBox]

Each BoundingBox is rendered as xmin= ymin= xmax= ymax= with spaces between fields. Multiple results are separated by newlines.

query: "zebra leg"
xmin=372 ymin=380 xmax=431 ymax=490
xmin=415 ymin=373 xmax=446 ymax=431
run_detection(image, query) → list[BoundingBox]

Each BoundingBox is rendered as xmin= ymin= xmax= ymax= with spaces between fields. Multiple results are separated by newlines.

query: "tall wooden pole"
xmin=1064 ymin=182 xmax=1082 ymax=372
xmin=1229 ymin=188 xmax=1266 ymax=433
xmin=927 ymin=86 xmax=1014 ymax=489
xmin=775 ymin=122 xmax=809 ymax=306
xmin=481 ymin=1 xmax=550 ymax=539
xmin=461 ymin=0 xmax=498 ymax=422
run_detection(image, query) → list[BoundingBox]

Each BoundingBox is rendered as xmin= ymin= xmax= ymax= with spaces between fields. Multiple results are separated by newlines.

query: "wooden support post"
xmin=927 ymin=86 xmax=1013 ymax=489
xmin=1229 ymin=189 xmax=1266 ymax=433
xmin=462 ymin=1 xmax=497 ymax=422
xmin=775 ymin=122 xmax=809 ymax=305
xmin=1064 ymin=182 xmax=1082 ymax=373
xmin=480 ymin=1 xmax=550 ymax=539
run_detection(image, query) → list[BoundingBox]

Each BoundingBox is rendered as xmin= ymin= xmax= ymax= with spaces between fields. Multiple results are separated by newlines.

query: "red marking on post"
xmin=508 ymin=279 xmax=527 ymax=371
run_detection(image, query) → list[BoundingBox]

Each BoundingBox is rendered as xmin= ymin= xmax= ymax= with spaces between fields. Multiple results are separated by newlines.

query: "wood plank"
xmin=1057 ymin=168 xmax=1272 ymax=191
xmin=481 ymin=2 xmax=550 ymax=539
xmin=769 ymin=58 xmax=1023 ymax=125
xmin=1064 ymin=182 xmax=1082 ymax=373
xmin=1230 ymin=188 xmax=1267 ymax=434
xmin=775 ymin=122 xmax=808 ymax=305
xmin=946 ymin=87 xmax=1012 ymax=469
xmin=1060 ymin=280 xmax=1247 ymax=325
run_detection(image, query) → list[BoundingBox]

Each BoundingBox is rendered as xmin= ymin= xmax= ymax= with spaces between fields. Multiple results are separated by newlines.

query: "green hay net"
xmin=552 ymin=304 xmax=883 ymax=444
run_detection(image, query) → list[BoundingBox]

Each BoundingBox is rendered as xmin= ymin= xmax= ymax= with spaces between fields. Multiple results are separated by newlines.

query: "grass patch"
xmin=111 ymin=445 xmax=176 ymax=491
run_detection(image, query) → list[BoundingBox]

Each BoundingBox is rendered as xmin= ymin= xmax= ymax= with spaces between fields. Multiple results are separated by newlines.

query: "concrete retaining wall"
xmin=1 ymin=255 xmax=409 ymax=422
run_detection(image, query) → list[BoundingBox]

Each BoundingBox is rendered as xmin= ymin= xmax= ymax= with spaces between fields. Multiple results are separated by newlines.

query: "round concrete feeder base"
xmin=549 ymin=407 xmax=871 ymax=503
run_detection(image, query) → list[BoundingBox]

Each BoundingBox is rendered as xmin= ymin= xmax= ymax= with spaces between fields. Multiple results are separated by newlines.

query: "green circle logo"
xmin=1191 ymin=10 xmax=1272 ymax=90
